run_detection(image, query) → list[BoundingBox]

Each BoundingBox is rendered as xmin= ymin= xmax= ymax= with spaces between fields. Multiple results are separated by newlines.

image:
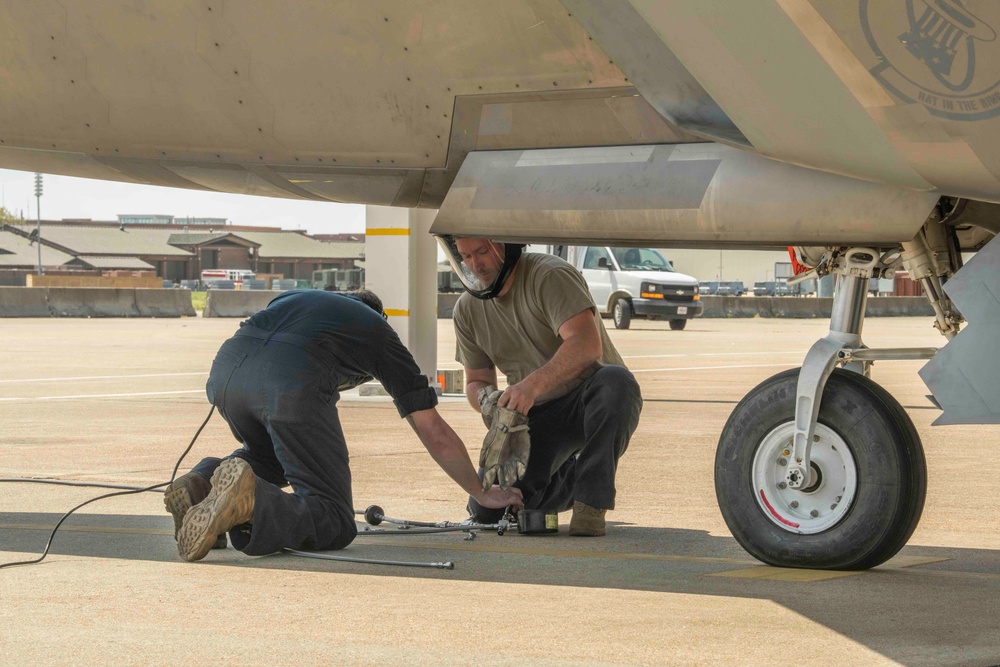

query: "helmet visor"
xmin=436 ymin=235 xmax=522 ymax=300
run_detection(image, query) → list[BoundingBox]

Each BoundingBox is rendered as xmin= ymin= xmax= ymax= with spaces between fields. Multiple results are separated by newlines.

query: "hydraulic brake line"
xmin=354 ymin=504 xmax=514 ymax=535
xmin=283 ymin=548 xmax=454 ymax=569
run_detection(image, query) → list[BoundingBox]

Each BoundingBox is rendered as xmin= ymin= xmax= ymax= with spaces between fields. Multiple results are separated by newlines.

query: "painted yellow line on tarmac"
xmin=711 ymin=555 xmax=951 ymax=581
xmin=0 ymin=524 xmax=971 ymax=581
xmin=0 ymin=521 xmax=744 ymax=563
xmin=362 ymin=538 xmax=751 ymax=565
xmin=712 ymin=567 xmax=861 ymax=582
xmin=0 ymin=523 xmax=172 ymax=537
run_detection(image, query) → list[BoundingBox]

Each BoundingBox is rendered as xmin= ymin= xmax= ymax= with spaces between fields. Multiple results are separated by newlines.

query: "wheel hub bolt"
xmin=790 ymin=501 xmax=799 ymax=509
xmin=778 ymin=458 xmax=787 ymax=466
xmin=810 ymin=509 xmax=819 ymax=517
xmin=778 ymin=482 xmax=787 ymax=490
xmin=830 ymin=503 xmax=837 ymax=510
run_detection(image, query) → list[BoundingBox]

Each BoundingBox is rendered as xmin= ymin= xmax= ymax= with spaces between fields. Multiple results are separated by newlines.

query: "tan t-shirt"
xmin=453 ymin=253 xmax=625 ymax=404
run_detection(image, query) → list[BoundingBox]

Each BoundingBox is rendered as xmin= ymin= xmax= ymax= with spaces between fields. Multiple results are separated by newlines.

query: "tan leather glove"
xmin=478 ymin=385 xmax=503 ymax=428
xmin=480 ymin=405 xmax=530 ymax=491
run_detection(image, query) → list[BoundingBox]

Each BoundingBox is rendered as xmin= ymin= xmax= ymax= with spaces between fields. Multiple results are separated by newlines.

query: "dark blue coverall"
xmin=188 ymin=290 xmax=437 ymax=555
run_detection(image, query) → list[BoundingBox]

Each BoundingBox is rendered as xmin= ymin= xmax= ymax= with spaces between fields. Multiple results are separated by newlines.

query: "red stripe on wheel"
xmin=759 ymin=489 xmax=800 ymax=528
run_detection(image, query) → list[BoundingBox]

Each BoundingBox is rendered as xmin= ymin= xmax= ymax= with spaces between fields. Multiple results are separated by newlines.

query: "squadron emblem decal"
xmin=861 ymin=0 xmax=1000 ymax=119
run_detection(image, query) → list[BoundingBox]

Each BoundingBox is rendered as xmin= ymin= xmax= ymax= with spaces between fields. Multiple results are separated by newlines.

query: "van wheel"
xmin=669 ymin=319 xmax=687 ymax=331
xmin=612 ymin=298 xmax=632 ymax=329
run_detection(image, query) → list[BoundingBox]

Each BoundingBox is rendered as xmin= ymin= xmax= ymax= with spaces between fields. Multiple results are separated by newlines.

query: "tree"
xmin=0 ymin=206 xmax=23 ymax=226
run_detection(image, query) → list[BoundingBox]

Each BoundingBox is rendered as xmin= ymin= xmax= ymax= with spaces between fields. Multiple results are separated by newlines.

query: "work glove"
xmin=478 ymin=385 xmax=502 ymax=428
xmin=480 ymin=405 xmax=530 ymax=491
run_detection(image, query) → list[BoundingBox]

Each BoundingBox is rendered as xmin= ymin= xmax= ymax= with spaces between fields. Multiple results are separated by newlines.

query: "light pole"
xmin=34 ymin=173 xmax=43 ymax=275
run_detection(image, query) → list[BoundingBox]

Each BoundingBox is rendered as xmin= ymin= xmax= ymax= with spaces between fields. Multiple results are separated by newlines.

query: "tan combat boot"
xmin=568 ymin=500 xmax=607 ymax=537
xmin=177 ymin=459 xmax=256 ymax=562
xmin=164 ymin=471 xmax=227 ymax=549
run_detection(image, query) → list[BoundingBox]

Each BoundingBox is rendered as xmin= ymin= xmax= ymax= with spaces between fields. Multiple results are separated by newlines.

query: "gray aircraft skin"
xmin=2 ymin=0 xmax=998 ymax=570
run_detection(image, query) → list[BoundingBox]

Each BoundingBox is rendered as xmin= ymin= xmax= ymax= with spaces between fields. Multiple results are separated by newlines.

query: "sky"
xmin=0 ymin=168 xmax=367 ymax=235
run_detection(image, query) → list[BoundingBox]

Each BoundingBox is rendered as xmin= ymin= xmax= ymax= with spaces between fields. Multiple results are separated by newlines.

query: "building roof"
xmin=4 ymin=224 xmax=363 ymax=263
xmin=0 ymin=230 xmax=74 ymax=268
xmin=70 ymin=255 xmax=156 ymax=270
xmin=233 ymin=231 xmax=364 ymax=259
xmin=167 ymin=232 xmax=260 ymax=248
xmin=11 ymin=224 xmax=194 ymax=258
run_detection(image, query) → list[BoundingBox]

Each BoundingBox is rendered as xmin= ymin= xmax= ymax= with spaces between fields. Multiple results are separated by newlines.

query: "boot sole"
xmin=163 ymin=485 xmax=192 ymax=538
xmin=177 ymin=460 xmax=254 ymax=562
xmin=164 ymin=481 xmax=227 ymax=549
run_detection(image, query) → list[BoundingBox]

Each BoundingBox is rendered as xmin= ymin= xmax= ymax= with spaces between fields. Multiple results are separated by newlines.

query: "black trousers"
xmin=190 ymin=326 xmax=357 ymax=555
xmin=467 ymin=365 xmax=642 ymax=522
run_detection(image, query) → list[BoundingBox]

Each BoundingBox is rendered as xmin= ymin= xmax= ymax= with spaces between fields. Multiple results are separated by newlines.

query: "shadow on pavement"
xmin=3 ymin=511 xmax=999 ymax=666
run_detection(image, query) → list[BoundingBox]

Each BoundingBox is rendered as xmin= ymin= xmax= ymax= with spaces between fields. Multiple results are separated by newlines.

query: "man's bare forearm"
xmin=465 ymin=380 xmax=491 ymax=411
xmin=406 ymin=411 xmax=483 ymax=498
xmin=521 ymin=332 xmax=599 ymax=399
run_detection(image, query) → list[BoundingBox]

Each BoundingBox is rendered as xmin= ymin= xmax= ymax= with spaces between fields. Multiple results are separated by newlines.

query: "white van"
xmin=567 ymin=246 xmax=702 ymax=330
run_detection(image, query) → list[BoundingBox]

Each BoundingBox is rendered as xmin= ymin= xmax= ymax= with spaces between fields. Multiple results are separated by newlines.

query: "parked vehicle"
xmin=569 ymin=246 xmax=702 ymax=330
xmin=753 ymin=281 xmax=775 ymax=297
xmin=201 ymin=268 xmax=255 ymax=288
xmin=312 ymin=268 xmax=363 ymax=291
xmin=729 ymin=281 xmax=747 ymax=296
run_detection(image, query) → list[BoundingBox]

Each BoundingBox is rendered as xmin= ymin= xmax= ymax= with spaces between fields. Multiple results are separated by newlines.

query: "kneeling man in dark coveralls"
xmin=165 ymin=288 xmax=522 ymax=562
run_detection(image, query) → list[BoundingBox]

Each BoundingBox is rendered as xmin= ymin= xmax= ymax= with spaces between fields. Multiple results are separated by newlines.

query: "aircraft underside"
xmin=1 ymin=0 xmax=999 ymax=570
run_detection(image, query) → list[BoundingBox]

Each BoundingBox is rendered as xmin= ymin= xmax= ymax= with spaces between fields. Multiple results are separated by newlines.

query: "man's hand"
xmin=474 ymin=484 xmax=524 ymax=510
xmin=498 ymin=381 xmax=539 ymax=415
xmin=480 ymin=405 xmax=531 ymax=491
xmin=477 ymin=385 xmax=502 ymax=428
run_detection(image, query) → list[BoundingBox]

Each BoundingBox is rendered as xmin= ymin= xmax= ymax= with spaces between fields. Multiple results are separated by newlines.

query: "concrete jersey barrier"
xmin=0 ymin=286 xmax=50 ymax=317
xmin=135 ymin=288 xmax=197 ymax=317
xmin=0 ymin=287 xmax=196 ymax=317
xmin=204 ymin=290 xmax=281 ymax=317
xmin=697 ymin=295 xmax=933 ymax=318
xmin=46 ymin=287 xmax=142 ymax=317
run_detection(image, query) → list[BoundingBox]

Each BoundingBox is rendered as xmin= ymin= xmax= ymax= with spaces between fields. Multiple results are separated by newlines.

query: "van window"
xmin=611 ymin=248 xmax=673 ymax=271
xmin=583 ymin=247 xmax=612 ymax=270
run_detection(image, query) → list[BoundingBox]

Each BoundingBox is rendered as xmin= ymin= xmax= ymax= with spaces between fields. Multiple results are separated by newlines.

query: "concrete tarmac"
xmin=1 ymin=316 xmax=998 ymax=666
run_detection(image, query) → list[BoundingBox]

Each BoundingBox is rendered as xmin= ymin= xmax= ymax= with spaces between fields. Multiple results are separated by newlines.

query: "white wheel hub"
xmin=752 ymin=422 xmax=857 ymax=534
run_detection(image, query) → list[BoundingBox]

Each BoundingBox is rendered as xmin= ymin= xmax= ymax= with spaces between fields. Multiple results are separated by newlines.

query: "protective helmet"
xmin=436 ymin=235 xmax=525 ymax=300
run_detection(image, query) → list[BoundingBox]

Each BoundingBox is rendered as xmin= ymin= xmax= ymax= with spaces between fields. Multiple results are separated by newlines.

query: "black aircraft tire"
xmin=613 ymin=298 xmax=631 ymax=330
xmin=669 ymin=319 xmax=687 ymax=331
xmin=715 ymin=368 xmax=926 ymax=570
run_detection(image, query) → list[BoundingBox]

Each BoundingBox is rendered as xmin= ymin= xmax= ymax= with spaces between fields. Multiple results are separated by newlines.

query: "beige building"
xmin=0 ymin=220 xmax=364 ymax=284
xmin=659 ymin=248 xmax=794 ymax=286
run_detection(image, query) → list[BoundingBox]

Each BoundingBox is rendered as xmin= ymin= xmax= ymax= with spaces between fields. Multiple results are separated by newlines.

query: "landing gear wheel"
xmin=612 ymin=298 xmax=632 ymax=330
xmin=669 ymin=319 xmax=687 ymax=331
xmin=715 ymin=368 xmax=926 ymax=570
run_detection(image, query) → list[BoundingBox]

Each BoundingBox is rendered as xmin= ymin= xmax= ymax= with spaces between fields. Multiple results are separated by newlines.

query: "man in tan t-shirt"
xmin=441 ymin=236 xmax=643 ymax=536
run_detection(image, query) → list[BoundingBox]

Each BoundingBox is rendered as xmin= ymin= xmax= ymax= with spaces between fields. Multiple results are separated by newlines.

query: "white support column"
xmin=364 ymin=205 xmax=439 ymax=384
